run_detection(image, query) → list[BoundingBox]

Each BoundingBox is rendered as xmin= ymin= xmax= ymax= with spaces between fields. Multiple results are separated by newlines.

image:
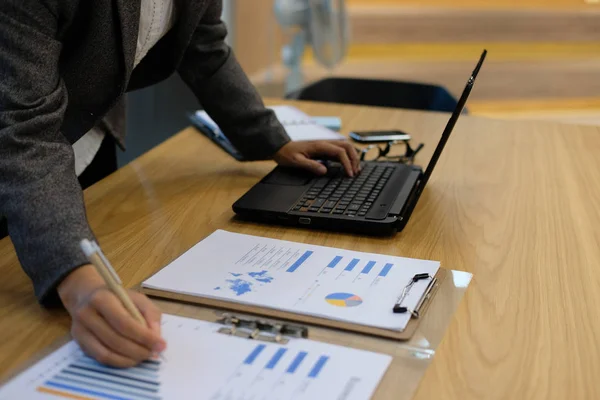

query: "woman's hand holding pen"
xmin=57 ymin=264 xmax=166 ymax=368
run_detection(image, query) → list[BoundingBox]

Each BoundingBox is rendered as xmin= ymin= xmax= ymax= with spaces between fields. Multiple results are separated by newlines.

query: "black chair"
xmin=286 ymin=77 xmax=462 ymax=113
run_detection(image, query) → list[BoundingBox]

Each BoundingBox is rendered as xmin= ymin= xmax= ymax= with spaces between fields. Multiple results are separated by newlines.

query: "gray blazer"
xmin=0 ymin=0 xmax=291 ymax=304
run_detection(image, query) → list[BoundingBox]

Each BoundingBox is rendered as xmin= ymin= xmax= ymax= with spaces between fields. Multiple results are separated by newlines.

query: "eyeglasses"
xmin=359 ymin=140 xmax=425 ymax=164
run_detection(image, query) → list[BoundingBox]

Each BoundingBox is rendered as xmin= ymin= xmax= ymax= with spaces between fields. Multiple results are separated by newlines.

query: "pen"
xmin=80 ymin=239 xmax=145 ymax=324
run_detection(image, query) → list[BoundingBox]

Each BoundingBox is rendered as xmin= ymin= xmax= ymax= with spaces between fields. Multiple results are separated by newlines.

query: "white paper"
xmin=0 ymin=314 xmax=391 ymax=400
xmin=143 ymin=230 xmax=440 ymax=331
xmin=195 ymin=105 xmax=345 ymax=142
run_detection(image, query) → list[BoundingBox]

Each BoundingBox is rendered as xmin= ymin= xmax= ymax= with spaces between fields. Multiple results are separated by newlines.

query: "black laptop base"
xmin=232 ymin=211 xmax=400 ymax=236
xmin=232 ymin=161 xmax=422 ymax=236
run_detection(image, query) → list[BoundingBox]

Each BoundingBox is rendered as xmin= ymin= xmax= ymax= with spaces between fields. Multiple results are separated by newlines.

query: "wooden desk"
xmin=1 ymin=101 xmax=600 ymax=399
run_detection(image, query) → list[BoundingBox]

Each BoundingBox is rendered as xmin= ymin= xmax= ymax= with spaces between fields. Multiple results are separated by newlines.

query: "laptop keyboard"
xmin=291 ymin=164 xmax=395 ymax=217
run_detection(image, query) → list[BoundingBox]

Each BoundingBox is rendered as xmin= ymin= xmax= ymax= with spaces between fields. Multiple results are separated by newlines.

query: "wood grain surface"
xmin=348 ymin=8 xmax=600 ymax=44
xmin=347 ymin=0 xmax=595 ymax=9
xmin=1 ymin=100 xmax=599 ymax=399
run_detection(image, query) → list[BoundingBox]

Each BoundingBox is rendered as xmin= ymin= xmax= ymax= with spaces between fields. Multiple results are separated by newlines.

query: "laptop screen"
xmin=421 ymin=50 xmax=487 ymax=186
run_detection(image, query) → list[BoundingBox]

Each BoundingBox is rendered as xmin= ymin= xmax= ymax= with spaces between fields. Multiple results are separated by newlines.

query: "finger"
xmin=77 ymin=306 xmax=153 ymax=362
xmin=311 ymin=142 xmax=353 ymax=177
xmin=72 ymin=322 xmax=138 ymax=368
xmin=335 ymin=141 xmax=361 ymax=174
xmin=129 ymin=291 xmax=164 ymax=339
xmin=292 ymin=153 xmax=328 ymax=175
xmin=92 ymin=290 xmax=164 ymax=352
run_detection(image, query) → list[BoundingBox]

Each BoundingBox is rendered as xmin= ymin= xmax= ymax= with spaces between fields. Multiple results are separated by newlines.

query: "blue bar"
xmin=327 ymin=256 xmax=343 ymax=269
xmin=286 ymin=351 xmax=308 ymax=374
xmin=69 ymin=365 xmax=159 ymax=385
xmin=244 ymin=344 xmax=266 ymax=365
xmin=379 ymin=263 xmax=393 ymax=277
xmin=286 ymin=251 xmax=313 ymax=273
xmin=43 ymin=381 xmax=131 ymax=400
xmin=75 ymin=358 xmax=159 ymax=379
xmin=344 ymin=258 xmax=360 ymax=272
xmin=361 ymin=261 xmax=376 ymax=274
xmin=308 ymin=356 xmax=330 ymax=378
xmin=265 ymin=348 xmax=287 ymax=370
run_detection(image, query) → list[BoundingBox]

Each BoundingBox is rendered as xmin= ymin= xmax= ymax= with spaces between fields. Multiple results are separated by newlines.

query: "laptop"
xmin=232 ymin=50 xmax=487 ymax=235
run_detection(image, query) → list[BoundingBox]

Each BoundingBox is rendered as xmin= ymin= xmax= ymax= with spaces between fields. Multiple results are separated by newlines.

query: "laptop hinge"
xmin=388 ymin=169 xmax=421 ymax=216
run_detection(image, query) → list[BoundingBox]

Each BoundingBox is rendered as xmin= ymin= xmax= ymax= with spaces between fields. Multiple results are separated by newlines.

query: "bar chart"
xmin=241 ymin=344 xmax=330 ymax=380
xmin=212 ymin=343 xmax=336 ymax=400
xmin=36 ymin=353 xmax=161 ymax=400
xmin=323 ymin=254 xmax=394 ymax=283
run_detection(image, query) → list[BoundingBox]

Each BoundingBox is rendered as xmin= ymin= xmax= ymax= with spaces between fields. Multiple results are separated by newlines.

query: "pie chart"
xmin=325 ymin=293 xmax=363 ymax=307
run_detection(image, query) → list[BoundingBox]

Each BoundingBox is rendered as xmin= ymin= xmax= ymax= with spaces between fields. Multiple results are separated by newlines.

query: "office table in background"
xmin=0 ymin=100 xmax=599 ymax=399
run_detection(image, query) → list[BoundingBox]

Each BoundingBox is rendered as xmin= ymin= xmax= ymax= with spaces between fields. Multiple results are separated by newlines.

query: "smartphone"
xmin=349 ymin=130 xmax=411 ymax=143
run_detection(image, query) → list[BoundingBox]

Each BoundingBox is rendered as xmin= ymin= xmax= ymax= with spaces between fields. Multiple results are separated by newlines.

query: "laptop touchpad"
xmin=263 ymin=167 xmax=313 ymax=186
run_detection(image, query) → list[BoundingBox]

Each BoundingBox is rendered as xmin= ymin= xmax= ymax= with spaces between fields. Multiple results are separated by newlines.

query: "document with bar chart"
xmin=143 ymin=230 xmax=440 ymax=331
xmin=0 ymin=314 xmax=391 ymax=400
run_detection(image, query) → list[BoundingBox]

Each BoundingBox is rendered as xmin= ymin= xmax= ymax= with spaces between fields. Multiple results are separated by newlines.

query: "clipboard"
xmin=2 ymin=270 xmax=470 ymax=400
xmin=0 ymin=313 xmax=392 ymax=400
xmin=142 ymin=268 xmax=448 ymax=341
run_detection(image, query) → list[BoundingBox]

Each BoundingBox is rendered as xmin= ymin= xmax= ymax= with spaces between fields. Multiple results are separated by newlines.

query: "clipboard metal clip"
xmin=215 ymin=313 xmax=309 ymax=345
xmin=393 ymin=274 xmax=438 ymax=318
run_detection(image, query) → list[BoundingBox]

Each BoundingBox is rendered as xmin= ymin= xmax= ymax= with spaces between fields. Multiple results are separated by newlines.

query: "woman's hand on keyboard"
xmin=273 ymin=141 xmax=360 ymax=177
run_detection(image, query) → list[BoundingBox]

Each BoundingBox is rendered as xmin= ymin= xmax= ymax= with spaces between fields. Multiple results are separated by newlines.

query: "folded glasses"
xmin=359 ymin=140 xmax=425 ymax=164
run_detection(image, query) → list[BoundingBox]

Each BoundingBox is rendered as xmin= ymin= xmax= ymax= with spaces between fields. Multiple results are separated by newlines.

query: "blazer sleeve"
xmin=177 ymin=2 xmax=291 ymax=161
xmin=0 ymin=2 xmax=95 ymax=304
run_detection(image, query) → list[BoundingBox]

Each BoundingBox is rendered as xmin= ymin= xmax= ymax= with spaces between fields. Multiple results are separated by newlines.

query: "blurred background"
xmin=124 ymin=0 xmax=600 ymax=165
